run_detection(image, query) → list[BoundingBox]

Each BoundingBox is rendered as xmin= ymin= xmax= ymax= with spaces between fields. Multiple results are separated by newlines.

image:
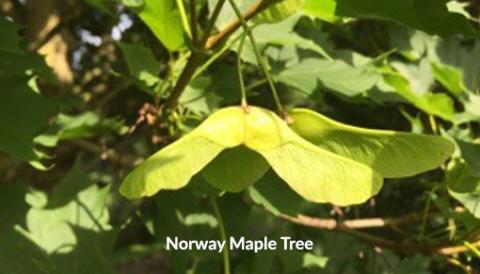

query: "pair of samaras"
xmin=120 ymin=106 xmax=453 ymax=206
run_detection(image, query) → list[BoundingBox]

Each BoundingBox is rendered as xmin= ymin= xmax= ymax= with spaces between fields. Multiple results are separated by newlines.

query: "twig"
xmin=28 ymin=11 xmax=81 ymax=52
xmin=205 ymin=0 xmax=282 ymax=50
xmin=439 ymin=241 xmax=480 ymax=255
xmin=95 ymin=79 xmax=133 ymax=110
xmin=445 ymin=257 xmax=474 ymax=274
xmin=283 ymin=210 xmax=439 ymax=230
xmin=193 ymin=31 xmax=245 ymax=78
xmin=163 ymin=52 xmax=204 ymax=109
xmin=28 ymin=20 xmax=66 ymax=52
xmin=280 ymin=212 xmax=479 ymax=255
xmin=69 ymin=139 xmax=137 ymax=167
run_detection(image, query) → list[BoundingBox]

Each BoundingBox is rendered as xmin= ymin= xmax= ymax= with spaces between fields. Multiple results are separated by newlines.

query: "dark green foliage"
xmin=1 ymin=0 xmax=480 ymax=273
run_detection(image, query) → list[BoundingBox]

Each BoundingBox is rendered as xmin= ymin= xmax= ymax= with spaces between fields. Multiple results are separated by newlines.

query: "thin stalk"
xmin=176 ymin=0 xmax=192 ymax=39
xmin=237 ymin=34 xmax=248 ymax=107
xmin=210 ymin=197 xmax=231 ymax=274
xmin=446 ymin=258 xmax=474 ymax=274
xmin=189 ymin=0 xmax=199 ymax=44
xmin=193 ymin=32 xmax=245 ymax=78
xmin=246 ymin=78 xmax=268 ymax=92
xmin=419 ymin=192 xmax=433 ymax=240
xmin=463 ymin=241 xmax=480 ymax=258
xmin=227 ymin=0 xmax=285 ymax=114
xmin=201 ymin=0 xmax=226 ymax=46
xmin=428 ymin=114 xmax=438 ymax=135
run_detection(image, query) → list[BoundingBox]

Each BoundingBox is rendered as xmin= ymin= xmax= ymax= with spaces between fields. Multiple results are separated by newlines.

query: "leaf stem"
xmin=189 ymin=0 xmax=199 ymax=44
xmin=176 ymin=0 xmax=192 ymax=39
xmin=428 ymin=114 xmax=438 ymax=135
xmin=193 ymin=32 xmax=245 ymax=79
xmin=236 ymin=34 xmax=248 ymax=107
xmin=419 ymin=186 xmax=438 ymax=240
xmin=210 ymin=197 xmax=231 ymax=274
xmin=463 ymin=241 xmax=480 ymax=258
xmin=227 ymin=0 xmax=285 ymax=114
xmin=200 ymin=0 xmax=226 ymax=46
xmin=246 ymin=78 xmax=268 ymax=92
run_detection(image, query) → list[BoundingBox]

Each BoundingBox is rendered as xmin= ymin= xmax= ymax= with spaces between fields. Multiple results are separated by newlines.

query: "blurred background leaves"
xmin=1 ymin=0 xmax=480 ymax=273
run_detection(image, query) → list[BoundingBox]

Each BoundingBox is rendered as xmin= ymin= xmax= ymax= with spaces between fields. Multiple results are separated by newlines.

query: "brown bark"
xmin=26 ymin=0 xmax=74 ymax=84
xmin=0 ymin=0 xmax=13 ymax=15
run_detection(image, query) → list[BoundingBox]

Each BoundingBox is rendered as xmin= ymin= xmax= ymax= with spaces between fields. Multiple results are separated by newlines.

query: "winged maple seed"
xmin=119 ymin=106 xmax=454 ymax=206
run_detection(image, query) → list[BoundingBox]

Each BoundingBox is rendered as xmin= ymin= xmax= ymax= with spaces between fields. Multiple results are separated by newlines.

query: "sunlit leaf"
xmin=391 ymin=59 xmax=434 ymax=96
xmin=383 ymin=73 xmax=455 ymax=121
xmin=118 ymin=42 xmax=161 ymax=87
xmin=36 ymin=112 xmax=127 ymax=147
xmin=27 ymin=182 xmax=111 ymax=254
xmin=431 ymin=62 xmax=466 ymax=97
xmin=129 ymin=0 xmax=185 ymax=51
xmin=332 ymin=0 xmax=477 ymax=37
xmin=255 ymin=0 xmax=305 ymax=23
xmin=260 ymin=133 xmax=382 ymax=206
xmin=303 ymin=0 xmax=338 ymax=22
xmin=289 ymin=108 xmax=454 ymax=178
xmin=428 ymin=38 xmax=480 ymax=94
xmin=302 ymin=252 xmax=329 ymax=269
xmin=247 ymin=16 xmax=332 ymax=62
xmin=122 ymin=0 xmax=144 ymax=8
xmin=277 ymin=58 xmax=379 ymax=96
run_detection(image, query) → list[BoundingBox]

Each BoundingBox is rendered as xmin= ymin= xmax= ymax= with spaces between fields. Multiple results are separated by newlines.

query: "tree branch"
xmin=283 ymin=210 xmax=442 ymax=230
xmin=69 ymin=139 xmax=137 ymax=167
xmin=280 ymin=212 xmax=480 ymax=256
